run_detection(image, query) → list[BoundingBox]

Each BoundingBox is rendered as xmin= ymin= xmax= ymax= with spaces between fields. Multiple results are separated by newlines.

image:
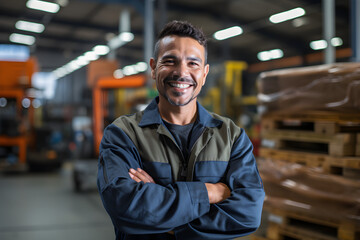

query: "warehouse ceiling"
xmin=0 ymin=0 xmax=351 ymax=73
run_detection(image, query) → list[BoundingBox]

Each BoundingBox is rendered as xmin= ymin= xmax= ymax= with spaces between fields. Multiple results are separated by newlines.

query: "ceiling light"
xmin=257 ymin=49 xmax=284 ymax=61
xmin=257 ymin=52 xmax=271 ymax=61
xmin=108 ymin=32 xmax=134 ymax=49
xmin=119 ymin=32 xmax=134 ymax=42
xmin=269 ymin=49 xmax=284 ymax=59
xmin=269 ymin=7 xmax=306 ymax=24
xmin=113 ymin=69 xmax=124 ymax=79
xmin=93 ymin=45 xmax=110 ymax=55
xmin=310 ymin=37 xmax=343 ymax=50
xmin=75 ymin=56 xmax=90 ymax=66
xmin=123 ymin=66 xmax=137 ymax=76
xmin=213 ymin=26 xmax=243 ymax=40
xmin=9 ymin=33 xmax=36 ymax=45
xmin=310 ymin=40 xmax=327 ymax=50
xmin=15 ymin=20 xmax=45 ymax=33
xmin=135 ymin=62 xmax=148 ymax=72
xmin=26 ymin=0 xmax=60 ymax=13
xmin=83 ymin=51 xmax=99 ymax=61
xmin=331 ymin=37 xmax=343 ymax=47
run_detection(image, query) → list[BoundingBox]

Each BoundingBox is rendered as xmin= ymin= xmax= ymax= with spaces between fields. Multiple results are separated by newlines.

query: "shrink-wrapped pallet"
xmin=258 ymin=159 xmax=360 ymax=225
xmin=257 ymin=63 xmax=360 ymax=113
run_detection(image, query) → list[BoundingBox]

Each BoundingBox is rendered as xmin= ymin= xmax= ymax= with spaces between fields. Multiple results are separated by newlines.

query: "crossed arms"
xmin=129 ymin=168 xmax=231 ymax=204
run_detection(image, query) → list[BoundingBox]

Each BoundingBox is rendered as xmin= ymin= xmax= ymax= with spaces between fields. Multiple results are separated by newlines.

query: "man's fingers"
xmin=137 ymin=168 xmax=155 ymax=183
xmin=129 ymin=172 xmax=142 ymax=182
xmin=129 ymin=168 xmax=154 ymax=183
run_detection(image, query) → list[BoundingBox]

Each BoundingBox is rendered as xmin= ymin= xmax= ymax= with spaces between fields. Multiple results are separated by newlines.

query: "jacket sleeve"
xmin=97 ymin=124 xmax=210 ymax=235
xmin=175 ymin=129 xmax=265 ymax=240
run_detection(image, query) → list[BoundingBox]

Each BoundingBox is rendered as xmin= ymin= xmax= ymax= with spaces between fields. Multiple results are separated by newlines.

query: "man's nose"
xmin=173 ymin=61 xmax=190 ymax=78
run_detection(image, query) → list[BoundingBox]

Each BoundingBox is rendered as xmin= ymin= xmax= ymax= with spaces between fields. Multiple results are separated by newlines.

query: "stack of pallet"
xmin=253 ymin=63 xmax=360 ymax=240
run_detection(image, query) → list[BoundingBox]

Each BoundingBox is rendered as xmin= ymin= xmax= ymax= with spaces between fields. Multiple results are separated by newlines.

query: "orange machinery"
xmin=0 ymin=58 xmax=37 ymax=167
xmin=92 ymin=74 xmax=146 ymax=155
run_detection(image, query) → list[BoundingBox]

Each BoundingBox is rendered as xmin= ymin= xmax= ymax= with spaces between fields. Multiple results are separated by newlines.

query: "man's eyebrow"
xmin=187 ymin=56 xmax=202 ymax=63
xmin=161 ymin=54 xmax=177 ymax=60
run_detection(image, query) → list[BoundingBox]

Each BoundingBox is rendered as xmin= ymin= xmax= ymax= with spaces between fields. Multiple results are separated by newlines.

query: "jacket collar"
xmin=139 ymin=97 xmax=222 ymax=128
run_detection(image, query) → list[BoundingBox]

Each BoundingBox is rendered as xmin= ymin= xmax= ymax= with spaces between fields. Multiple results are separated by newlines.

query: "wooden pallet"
xmin=261 ymin=130 xmax=356 ymax=157
xmin=264 ymin=209 xmax=360 ymax=240
xmin=259 ymin=148 xmax=360 ymax=178
xmin=261 ymin=111 xmax=360 ymax=136
xmin=356 ymin=133 xmax=360 ymax=156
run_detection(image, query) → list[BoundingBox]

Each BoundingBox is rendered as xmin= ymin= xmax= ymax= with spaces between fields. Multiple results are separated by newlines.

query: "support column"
xmin=144 ymin=0 xmax=155 ymax=86
xmin=323 ymin=0 xmax=335 ymax=64
xmin=351 ymin=0 xmax=360 ymax=62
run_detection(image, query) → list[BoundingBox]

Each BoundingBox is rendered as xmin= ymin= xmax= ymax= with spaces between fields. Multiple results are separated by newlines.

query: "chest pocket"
xmin=142 ymin=162 xmax=173 ymax=186
xmin=193 ymin=161 xmax=228 ymax=183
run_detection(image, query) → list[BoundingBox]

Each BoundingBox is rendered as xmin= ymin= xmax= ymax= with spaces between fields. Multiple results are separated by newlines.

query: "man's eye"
xmin=163 ymin=59 xmax=175 ymax=64
xmin=189 ymin=62 xmax=199 ymax=66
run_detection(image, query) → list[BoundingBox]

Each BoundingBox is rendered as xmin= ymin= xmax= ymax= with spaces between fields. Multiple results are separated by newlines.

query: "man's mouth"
xmin=168 ymin=82 xmax=191 ymax=88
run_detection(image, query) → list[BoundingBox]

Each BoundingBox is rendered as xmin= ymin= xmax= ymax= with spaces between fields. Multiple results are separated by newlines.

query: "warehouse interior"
xmin=0 ymin=0 xmax=360 ymax=239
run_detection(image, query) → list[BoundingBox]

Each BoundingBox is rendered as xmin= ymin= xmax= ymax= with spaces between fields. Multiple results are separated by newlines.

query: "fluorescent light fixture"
xmin=108 ymin=32 xmax=134 ymax=49
xmin=123 ymin=65 xmax=137 ymax=76
xmin=310 ymin=40 xmax=327 ymax=50
xmin=310 ymin=37 xmax=342 ymax=50
xmin=26 ymin=0 xmax=60 ymax=13
xmin=15 ymin=20 xmax=45 ymax=33
xmin=269 ymin=7 xmax=306 ymax=24
xmin=331 ymin=37 xmax=343 ymax=47
xmin=119 ymin=32 xmax=134 ymax=42
xmin=75 ymin=56 xmax=90 ymax=66
xmin=135 ymin=62 xmax=148 ymax=72
xmin=113 ymin=69 xmax=124 ymax=79
xmin=257 ymin=49 xmax=284 ymax=61
xmin=257 ymin=51 xmax=271 ymax=61
xmin=9 ymin=33 xmax=35 ymax=45
xmin=83 ymin=51 xmax=99 ymax=61
xmin=269 ymin=49 xmax=284 ymax=59
xmin=93 ymin=45 xmax=110 ymax=55
xmin=213 ymin=26 xmax=243 ymax=40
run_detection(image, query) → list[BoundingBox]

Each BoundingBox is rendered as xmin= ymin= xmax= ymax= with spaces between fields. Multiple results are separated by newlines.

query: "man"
xmin=98 ymin=20 xmax=265 ymax=240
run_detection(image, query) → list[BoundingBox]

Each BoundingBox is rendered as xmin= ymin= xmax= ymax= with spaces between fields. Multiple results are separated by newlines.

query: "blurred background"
xmin=0 ymin=0 xmax=359 ymax=239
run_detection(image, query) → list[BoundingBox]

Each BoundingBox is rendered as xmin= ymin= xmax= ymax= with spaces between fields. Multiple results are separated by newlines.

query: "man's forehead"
xmin=158 ymin=35 xmax=205 ymax=56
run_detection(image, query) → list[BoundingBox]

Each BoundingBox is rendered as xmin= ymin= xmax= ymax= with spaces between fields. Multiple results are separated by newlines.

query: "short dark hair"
xmin=153 ymin=20 xmax=208 ymax=64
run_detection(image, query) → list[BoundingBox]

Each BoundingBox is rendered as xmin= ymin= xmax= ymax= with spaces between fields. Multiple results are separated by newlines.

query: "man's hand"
xmin=129 ymin=168 xmax=155 ymax=183
xmin=205 ymin=182 xmax=231 ymax=204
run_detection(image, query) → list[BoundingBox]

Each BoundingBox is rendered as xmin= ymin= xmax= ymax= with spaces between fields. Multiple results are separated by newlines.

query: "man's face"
xmin=150 ymin=36 xmax=209 ymax=106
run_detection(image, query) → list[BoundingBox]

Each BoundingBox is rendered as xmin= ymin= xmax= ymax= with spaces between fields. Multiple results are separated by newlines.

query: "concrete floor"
xmin=0 ymin=163 xmax=262 ymax=240
xmin=0 ymin=164 xmax=114 ymax=240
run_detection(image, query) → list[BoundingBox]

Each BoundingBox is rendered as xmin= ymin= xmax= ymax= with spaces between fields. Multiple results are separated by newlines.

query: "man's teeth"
xmin=169 ymin=83 xmax=190 ymax=88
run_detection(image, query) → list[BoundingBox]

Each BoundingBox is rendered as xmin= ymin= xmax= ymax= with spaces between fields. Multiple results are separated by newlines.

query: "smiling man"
xmin=97 ymin=20 xmax=265 ymax=240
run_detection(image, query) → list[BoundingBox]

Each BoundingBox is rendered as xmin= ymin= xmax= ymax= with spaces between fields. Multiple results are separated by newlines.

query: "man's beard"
xmin=162 ymin=91 xmax=200 ymax=106
xmin=161 ymin=76 xmax=199 ymax=106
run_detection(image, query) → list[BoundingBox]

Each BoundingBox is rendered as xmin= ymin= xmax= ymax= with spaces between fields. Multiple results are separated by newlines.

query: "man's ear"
xmin=150 ymin=58 xmax=156 ymax=79
xmin=202 ymin=64 xmax=210 ymax=86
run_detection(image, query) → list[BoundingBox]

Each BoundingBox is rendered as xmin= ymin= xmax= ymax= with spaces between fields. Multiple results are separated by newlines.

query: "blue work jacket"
xmin=97 ymin=98 xmax=265 ymax=240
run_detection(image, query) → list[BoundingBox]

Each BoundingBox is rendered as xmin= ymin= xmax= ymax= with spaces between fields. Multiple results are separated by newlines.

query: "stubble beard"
xmin=162 ymin=90 xmax=200 ymax=107
xmin=161 ymin=76 xmax=200 ymax=106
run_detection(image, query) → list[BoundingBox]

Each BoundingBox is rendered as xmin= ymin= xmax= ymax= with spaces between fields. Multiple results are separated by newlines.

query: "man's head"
xmin=153 ymin=20 xmax=208 ymax=64
xmin=150 ymin=20 xmax=209 ymax=107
